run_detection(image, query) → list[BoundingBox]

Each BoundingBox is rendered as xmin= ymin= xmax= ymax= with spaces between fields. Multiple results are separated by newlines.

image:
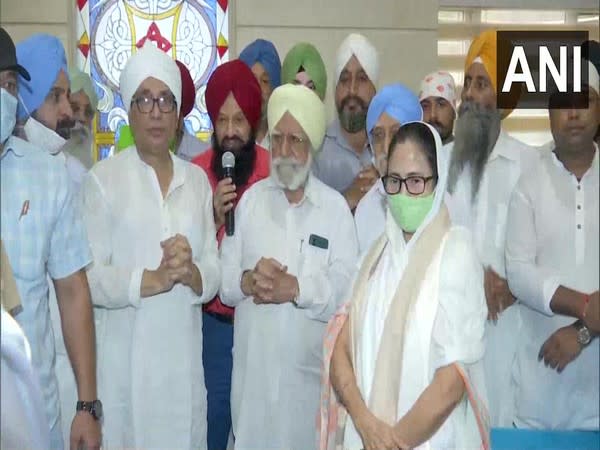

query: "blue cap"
xmin=16 ymin=34 xmax=68 ymax=120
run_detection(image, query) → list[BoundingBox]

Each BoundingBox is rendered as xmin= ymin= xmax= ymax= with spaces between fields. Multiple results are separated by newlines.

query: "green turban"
xmin=281 ymin=43 xmax=327 ymax=101
xmin=69 ymin=68 xmax=98 ymax=110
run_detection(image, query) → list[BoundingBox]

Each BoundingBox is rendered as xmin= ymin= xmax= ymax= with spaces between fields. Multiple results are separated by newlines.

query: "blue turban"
xmin=366 ymin=83 xmax=422 ymax=147
xmin=16 ymin=34 xmax=68 ymax=120
xmin=239 ymin=39 xmax=281 ymax=89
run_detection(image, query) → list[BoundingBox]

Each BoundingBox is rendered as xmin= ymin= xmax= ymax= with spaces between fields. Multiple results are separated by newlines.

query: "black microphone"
xmin=222 ymin=151 xmax=236 ymax=236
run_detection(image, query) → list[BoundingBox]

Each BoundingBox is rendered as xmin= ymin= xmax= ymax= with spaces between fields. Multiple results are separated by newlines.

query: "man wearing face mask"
xmin=353 ymin=83 xmax=423 ymax=254
xmin=445 ymin=29 xmax=539 ymax=428
xmin=0 ymin=27 xmax=101 ymax=450
xmin=14 ymin=34 xmax=87 ymax=189
xmin=312 ymin=33 xmax=379 ymax=211
xmin=62 ymin=68 xmax=98 ymax=170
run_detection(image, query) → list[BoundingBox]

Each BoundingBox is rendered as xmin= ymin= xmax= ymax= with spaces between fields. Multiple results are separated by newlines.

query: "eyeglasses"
xmin=382 ymin=174 xmax=435 ymax=195
xmin=270 ymin=132 xmax=308 ymax=153
xmin=131 ymin=95 xmax=177 ymax=114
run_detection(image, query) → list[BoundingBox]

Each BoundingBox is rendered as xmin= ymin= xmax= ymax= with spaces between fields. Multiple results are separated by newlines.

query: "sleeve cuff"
xmin=294 ymin=274 xmax=317 ymax=309
xmin=220 ymin=269 xmax=247 ymax=307
xmin=542 ymin=276 xmax=560 ymax=316
xmin=191 ymin=261 xmax=216 ymax=305
xmin=128 ymin=267 xmax=144 ymax=308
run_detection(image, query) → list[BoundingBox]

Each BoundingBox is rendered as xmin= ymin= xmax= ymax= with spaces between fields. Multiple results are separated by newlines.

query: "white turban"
xmin=268 ymin=84 xmax=326 ymax=152
xmin=418 ymin=70 xmax=458 ymax=112
xmin=119 ymin=42 xmax=181 ymax=113
xmin=335 ymin=33 xmax=379 ymax=86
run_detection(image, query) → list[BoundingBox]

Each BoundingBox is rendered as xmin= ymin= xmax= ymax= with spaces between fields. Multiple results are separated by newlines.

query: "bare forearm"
xmin=54 ymin=271 xmax=97 ymax=400
xmin=550 ymin=286 xmax=587 ymax=319
xmin=394 ymin=365 xmax=465 ymax=448
xmin=330 ymin=323 xmax=370 ymax=424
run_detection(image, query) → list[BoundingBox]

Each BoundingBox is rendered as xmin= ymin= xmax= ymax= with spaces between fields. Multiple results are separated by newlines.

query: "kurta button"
xmin=577 ymin=205 xmax=582 ymax=210
xmin=577 ymin=224 xmax=582 ymax=229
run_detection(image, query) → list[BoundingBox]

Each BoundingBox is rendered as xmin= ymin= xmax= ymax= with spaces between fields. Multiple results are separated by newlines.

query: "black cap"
xmin=0 ymin=27 xmax=30 ymax=81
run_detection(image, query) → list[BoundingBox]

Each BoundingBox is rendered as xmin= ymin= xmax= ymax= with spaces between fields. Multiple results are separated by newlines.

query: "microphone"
xmin=222 ymin=151 xmax=236 ymax=236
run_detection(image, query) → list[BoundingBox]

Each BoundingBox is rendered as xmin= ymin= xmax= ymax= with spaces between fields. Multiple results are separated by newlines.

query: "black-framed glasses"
xmin=382 ymin=174 xmax=436 ymax=195
xmin=131 ymin=95 xmax=177 ymax=114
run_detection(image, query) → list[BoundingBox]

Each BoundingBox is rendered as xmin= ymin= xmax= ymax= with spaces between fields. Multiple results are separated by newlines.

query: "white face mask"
xmin=1 ymin=88 xmax=18 ymax=145
xmin=24 ymin=116 xmax=66 ymax=155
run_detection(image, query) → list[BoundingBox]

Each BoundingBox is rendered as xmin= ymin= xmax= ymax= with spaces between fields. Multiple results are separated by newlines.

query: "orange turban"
xmin=465 ymin=29 xmax=498 ymax=92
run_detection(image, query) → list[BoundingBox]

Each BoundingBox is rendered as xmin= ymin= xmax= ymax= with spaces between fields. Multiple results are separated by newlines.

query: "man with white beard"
xmin=445 ymin=29 xmax=539 ymax=428
xmin=62 ymin=68 xmax=97 ymax=171
xmin=220 ymin=84 xmax=358 ymax=449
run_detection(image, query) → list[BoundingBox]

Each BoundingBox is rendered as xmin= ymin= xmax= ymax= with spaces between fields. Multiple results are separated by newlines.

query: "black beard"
xmin=337 ymin=95 xmax=368 ymax=133
xmin=447 ymin=100 xmax=501 ymax=202
xmin=211 ymin=132 xmax=257 ymax=187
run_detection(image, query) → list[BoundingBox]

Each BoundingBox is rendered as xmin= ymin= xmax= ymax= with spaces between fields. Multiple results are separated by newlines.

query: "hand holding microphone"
xmin=213 ymin=151 xmax=237 ymax=233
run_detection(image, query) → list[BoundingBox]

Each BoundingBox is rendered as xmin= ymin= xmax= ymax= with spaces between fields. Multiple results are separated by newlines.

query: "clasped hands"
xmin=151 ymin=234 xmax=197 ymax=294
xmin=241 ymin=257 xmax=299 ymax=305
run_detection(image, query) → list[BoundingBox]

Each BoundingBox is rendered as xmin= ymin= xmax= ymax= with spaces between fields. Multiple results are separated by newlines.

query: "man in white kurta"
xmin=220 ymin=84 xmax=358 ymax=449
xmin=505 ymin=68 xmax=600 ymax=429
xmin=81 ymin=44 xmax=220 ymax=449
xmin=445 ymin=29 xmax=539 ymax=427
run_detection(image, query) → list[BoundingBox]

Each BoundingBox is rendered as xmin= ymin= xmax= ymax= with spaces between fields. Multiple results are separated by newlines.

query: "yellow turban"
xmin=268 ymin=84 xmax=326 ymax=152
xmin=465 ymin=29 xmax=498 ymax=92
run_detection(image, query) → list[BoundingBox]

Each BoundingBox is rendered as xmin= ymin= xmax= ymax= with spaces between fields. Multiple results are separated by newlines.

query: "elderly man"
xmin=174 ymin=60 xmax=210 ymax=161
xmin=312 ymin=33 xmax=379 ymax=211
xmin=419 ymin=70 xmax=457 ymax=146
xmin=239 ymin=38 xmax=281 ymax=149
xmin=191 ymin=59 xmax=270 ymax=450
xmin=1 ymin=28 xmax=100 ymax=450
xmin=62 ymin=68 xmax=97 ymax=170
xmin=353 ymin=83 xmax=423 ymax=254
xmin=445 ymin=29 xmax=539 ymax=428
xmin=281 ymin=42 xmax=327 ymax=101
xmin=505 ymin=58 xmax=600 ymax=431
xmin=15 ymin=34 xmax=87 ymax=188
xmin=81 ymin=43 xmax=220 ymax=449
xmin=220 ymin=84 xmax=358 ymax=449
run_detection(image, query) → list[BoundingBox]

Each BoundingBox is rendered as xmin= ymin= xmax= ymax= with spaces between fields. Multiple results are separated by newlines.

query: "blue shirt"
xmin=1 ymin=135 xmax=92 ymax=432
xmin=312 ymin=118 xmax=372 ymax=193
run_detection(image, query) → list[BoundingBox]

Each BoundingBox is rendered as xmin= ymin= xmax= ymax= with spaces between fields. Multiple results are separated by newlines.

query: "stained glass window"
xmin=74 ymin=0 xmax=230 ymax=160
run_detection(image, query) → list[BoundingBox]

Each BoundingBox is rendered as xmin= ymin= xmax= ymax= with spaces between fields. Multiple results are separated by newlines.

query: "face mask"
xmin=1 ymin=88 xmax=18 ymax=144
xmin=24 ymin=117 xmax=66 ymax=155
xmin=388 ymin=191 xmax=435 ymax=233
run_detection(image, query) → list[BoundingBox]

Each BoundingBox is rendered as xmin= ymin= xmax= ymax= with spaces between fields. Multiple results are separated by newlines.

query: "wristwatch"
xmin=76 ymin=400 xmax=103 ymax=421
xmin=574 ymin=320 xmax=591 ymax=346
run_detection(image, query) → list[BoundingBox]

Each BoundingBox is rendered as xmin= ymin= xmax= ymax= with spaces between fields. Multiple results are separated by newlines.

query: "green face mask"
xmin=388 ymin=191 xmax=435 ymax=233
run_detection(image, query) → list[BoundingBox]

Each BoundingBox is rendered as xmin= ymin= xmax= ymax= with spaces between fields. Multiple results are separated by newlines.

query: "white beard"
xmin=271 ymin=152 xmax=312 ymax=191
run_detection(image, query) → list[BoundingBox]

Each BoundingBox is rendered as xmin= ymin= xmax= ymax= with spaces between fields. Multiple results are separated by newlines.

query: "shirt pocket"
xmin=299 ymin=240 xmax=330 ymax=277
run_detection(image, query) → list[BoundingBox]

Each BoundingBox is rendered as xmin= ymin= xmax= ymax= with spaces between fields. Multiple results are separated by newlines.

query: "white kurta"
xmin=506 ymin=148 xmax=599 ymax=429
xmin=81 ymin=148 xmax=220 ymax=449
xmin=344 ymin=224 xmax=487 ymax=449
xmin=445 ymin=130 xmax=539 ymax=427
xmin=220 ymin=175 xmax=358 ymax=450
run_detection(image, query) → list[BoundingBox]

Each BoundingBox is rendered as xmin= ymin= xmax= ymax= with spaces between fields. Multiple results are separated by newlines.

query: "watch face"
xmin=578 ymin=326 xmax=591 ymax=345
xmin=93 ymin=400 xmax=103 ymax=420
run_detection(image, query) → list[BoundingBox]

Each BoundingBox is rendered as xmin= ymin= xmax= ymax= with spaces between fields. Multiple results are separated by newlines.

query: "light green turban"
xmin=268 ymin=84 xmax=326 ymax=153
xmin=281 ymin=43 xmax=327 ymax=101
xmin=69 ymin=68 xmax=98 ymax=110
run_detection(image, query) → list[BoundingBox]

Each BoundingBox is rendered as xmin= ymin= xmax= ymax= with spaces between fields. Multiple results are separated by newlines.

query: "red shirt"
xmin=192 ymin=145 xmax=270 ymax=317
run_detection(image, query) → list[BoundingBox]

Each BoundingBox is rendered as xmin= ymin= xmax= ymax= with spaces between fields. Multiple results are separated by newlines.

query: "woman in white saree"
xmin=320 ymin=121 xmax=490 ymax=450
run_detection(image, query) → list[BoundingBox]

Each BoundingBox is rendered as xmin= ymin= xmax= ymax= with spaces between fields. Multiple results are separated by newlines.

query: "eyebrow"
xmin=50 ymin=86 xmax=66 ymax=95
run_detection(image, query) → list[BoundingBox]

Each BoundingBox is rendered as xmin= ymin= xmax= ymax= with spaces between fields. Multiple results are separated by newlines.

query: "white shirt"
xmin=81 ymin=148 xmax=220 ymax=449
xmin=506 ymin=147 xmax=599 ymax=430
xmin=1 ymin=306 xmax=50 ymax=450
xmin=354 ymin=179 xmax=386 ymax=255
xmin=220 ymin=174 xmax=358 ymax=450
xmin=445 ymin=130 xmax=539 ymax=427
